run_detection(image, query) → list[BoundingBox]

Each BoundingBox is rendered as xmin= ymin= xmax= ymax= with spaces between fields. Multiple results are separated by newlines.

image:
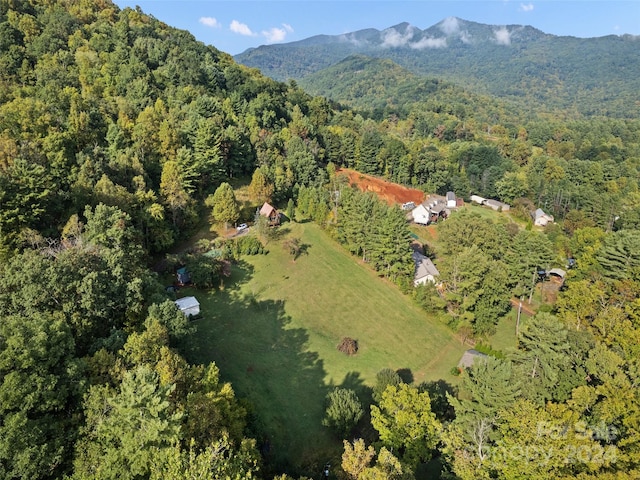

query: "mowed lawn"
xmin=183 ymin=221 xmax=465 ymax=472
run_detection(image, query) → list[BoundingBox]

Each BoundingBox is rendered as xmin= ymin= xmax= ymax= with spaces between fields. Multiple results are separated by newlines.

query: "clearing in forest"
xmin=338 ymin=168 xmax=425 ymax=205
xmin=183 ymin=222 xmax=465 ymax=473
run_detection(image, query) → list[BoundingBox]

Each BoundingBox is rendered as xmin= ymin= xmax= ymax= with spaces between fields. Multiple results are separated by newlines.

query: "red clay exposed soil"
xmin=338 ymin=168 xmax=425 ymax=206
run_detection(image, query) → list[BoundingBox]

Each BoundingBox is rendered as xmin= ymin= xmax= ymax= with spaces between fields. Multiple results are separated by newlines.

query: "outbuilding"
xmin=259 ymin=202 xmax=281 ymax=225
xmin=548 ymin=268 xmax=567 ymax=284
xmin=446 ymin=191 xmax=457 ymax=208
xmin=534 ymin=208 xmax=554 ymax=226
xmin=457 ymin=349 xmax=488 ymax=369
xmin=175 ymin=296 xmax=200 ymax=317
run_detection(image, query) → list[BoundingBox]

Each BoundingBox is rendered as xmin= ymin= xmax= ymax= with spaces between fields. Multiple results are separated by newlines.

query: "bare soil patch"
xmin=338 ymin=168 xmax=425 ymax=206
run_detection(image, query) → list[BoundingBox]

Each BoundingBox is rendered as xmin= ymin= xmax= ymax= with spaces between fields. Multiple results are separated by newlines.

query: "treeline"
xmin=296 ymin=182 xmax=415 ymax=284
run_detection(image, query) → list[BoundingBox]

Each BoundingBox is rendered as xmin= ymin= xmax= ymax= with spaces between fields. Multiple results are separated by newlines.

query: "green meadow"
xmin=182 ymin=222 xmax=466 ymax=473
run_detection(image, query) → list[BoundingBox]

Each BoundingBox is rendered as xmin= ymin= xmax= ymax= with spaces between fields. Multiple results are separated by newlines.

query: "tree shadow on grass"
xmin=396 ymin=367 xmax=414 ymax=384
xmin=220 ymin=260 xmax=255 ymax=293
xmin=182 ymin=284 xmax=333 ymax=478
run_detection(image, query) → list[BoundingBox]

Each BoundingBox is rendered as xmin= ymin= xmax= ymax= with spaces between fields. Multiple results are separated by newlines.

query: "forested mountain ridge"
xmin=2 ymin=1 xmax=640 ymax=479
xmin=235 ymin=17 xmax=640 ymax=117
xmin=298 ymin=54 xmax=522 ymax=121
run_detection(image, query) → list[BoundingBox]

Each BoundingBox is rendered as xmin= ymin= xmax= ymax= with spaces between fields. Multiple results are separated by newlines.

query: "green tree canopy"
xmin=209 ymin=182 xmax=240 ymax=230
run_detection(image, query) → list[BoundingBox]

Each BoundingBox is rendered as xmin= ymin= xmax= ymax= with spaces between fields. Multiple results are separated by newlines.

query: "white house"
xmin=534 ymin=208 xmax=554 ymax=226
xmin=446 ymin=191 xmax=456 ymax=208
xmin=470 ymin=194 xmax=485 ymax=205
xmin=412 ymin=251 xmax=440 ymax=286
xmin=411 ymin=204 xmax=431 ymax=225
xmin=175 ymin=296 xmax=200 ymax=317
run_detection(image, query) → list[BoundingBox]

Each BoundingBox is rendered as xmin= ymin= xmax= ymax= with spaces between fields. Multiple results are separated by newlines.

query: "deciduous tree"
xmin=370 ymin=384 xmax=441 ymax=467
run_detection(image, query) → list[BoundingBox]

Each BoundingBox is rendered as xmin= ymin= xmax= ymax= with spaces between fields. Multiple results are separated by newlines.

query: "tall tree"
xmin=0 ymin=312 xmax=84 ymax=480
xmin=73 ymin=365 xmax=182 ymax=480
xmin=160 ymin=160 xmax=191 ymax=227
xmin=370 ymin=384 xmax=441 ymax=467
xmin=511 ymin=313 xmax=584 ymax=404
xmin=248 ymin=166 xmax=274 ymax=204
xmin=209 ymin=182 xmax=239 ymax=231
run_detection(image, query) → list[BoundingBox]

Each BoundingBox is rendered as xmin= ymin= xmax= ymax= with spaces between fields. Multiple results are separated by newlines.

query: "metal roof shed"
xmin=175 ymin=296 xmax=200 ymax=317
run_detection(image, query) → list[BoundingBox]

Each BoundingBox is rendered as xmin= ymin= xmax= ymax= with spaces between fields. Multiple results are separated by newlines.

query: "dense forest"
xmin=1 ymin=0 xmax=640 ymax=479
xmin=235 ymin=19 xmax=640 ymax=118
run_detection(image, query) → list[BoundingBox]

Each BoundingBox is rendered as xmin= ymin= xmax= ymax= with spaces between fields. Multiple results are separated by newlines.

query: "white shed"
xmin=175 ymin=296 xmax=200 ymax=317
xmin=446 ymin=191 xmax=457 ymax=208
xmin=470 ymin=195 xmax=485 ymax=205
xmin=457 ymin=349 xmax=488 ymax=369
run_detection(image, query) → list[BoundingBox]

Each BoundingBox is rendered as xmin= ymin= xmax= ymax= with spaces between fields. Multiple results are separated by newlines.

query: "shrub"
xmin=322 ymin=388 xmax=363 ymax=437
xmin=337 ymin=337 xmax=358 ymax=355
xmin=234 ymin=235 xmax=266 ymax=256
xmin=474 ymin=343 xmax=505 ymax=359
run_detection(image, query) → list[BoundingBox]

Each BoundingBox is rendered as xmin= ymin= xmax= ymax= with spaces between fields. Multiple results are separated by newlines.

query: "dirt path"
xmin=510 ymin=298 xmax=536 ymax=316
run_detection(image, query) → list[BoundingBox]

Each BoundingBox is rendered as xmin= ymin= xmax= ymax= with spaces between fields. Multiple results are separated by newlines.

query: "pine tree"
xmin=210 ymin=182 xmax=239 ymax=231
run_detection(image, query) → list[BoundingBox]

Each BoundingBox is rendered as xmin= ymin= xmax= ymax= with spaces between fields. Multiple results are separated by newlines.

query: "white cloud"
xmin=520 ymin=3 xmax=534 ymax=12
xmin=230 ymin=20 xmax=256 ymax=36
xmin=199 ymin=17 xmax=220 ymax=28
xmin=439 ymin=17 xmax=460 ymax=35
xmin=494 ymin=26 xmax=511 ymax=45
xmin=340 ymin=33 xmax=366 ymax=46
xmin=410 ymin=37 xmax=447 ymax=49
xmin=459 ymin=31 xmax=472 ymax=44
xmin=263 ymin=27 xmax=287 ymax=43
xmin=261 ymin=23 xmax=294 ymax=43
xmin=381 ymin=26 xmax=415 ymax=47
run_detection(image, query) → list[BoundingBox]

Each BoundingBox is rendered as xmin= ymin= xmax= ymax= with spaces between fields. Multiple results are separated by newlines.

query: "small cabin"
xmin=176 ymin=266 xmax=191 ymax=286
xmin=259 ymin=202 xmax=281 ymax=225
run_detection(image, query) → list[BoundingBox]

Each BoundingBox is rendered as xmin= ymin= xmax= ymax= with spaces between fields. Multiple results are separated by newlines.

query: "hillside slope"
xmin=236 ymin=18 xmax=640 ymax=117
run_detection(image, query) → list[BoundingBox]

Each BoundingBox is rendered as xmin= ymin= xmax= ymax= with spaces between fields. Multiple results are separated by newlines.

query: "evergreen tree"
xmin=73 ymin=365 xmax=182 ymax=480
xmin=322 ymin=388 xmax=364 ymax=437
xmin=0 ymin=312 xmax=84 ymax=480
xmin=209 ymin=182 xmax=239 ymax=231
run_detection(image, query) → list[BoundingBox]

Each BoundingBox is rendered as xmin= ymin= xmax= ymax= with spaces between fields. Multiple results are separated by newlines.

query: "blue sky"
xmin=114 ymin=1 xmax=640 ymax=55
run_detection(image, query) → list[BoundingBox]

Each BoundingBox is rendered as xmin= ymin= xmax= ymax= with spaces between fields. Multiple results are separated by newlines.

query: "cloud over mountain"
xmin=411 ymin=37 xmax=447 ymax=49
xmin=494 ymin=26 xmax=511 ymax=45
xmin=381 ymin=26 xmax=415 ymax=47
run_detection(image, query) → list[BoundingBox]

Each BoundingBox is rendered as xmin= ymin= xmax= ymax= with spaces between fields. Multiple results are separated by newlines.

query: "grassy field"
xmin=182 ymin=222 xmax=466 ymax=474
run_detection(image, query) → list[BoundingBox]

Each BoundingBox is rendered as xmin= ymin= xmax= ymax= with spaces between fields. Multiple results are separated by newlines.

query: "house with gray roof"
xmin=534 ymin=208 xmax=554 ymax=226
xmin=412 ymin=251 xmax=440 ymax=286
